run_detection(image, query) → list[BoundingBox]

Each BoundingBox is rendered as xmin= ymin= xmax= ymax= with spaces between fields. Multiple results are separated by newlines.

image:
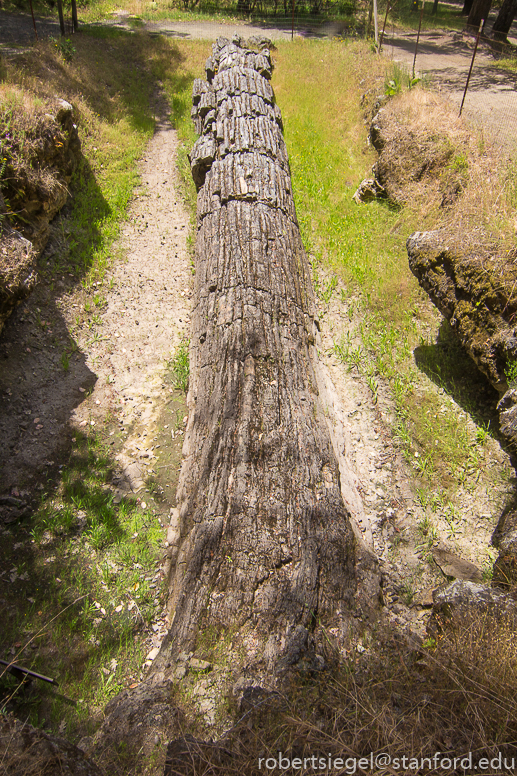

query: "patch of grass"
xmin=384 ymin=60 xmax=420 ymax=96
xmin=505 ymin=357 xmax=517 ymax=386
xmin=491 ymin=53 xmax=517 ymax=74
xmin=0 ymin=431 xmax=164 ymax=738
xmin=167 ymin=338 xmax=190 ymax=393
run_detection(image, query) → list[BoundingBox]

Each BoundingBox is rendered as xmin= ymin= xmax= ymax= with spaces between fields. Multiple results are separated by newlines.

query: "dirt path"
xmin=0 ymin=96 xmax=191 ymax=504
xmin=69 ymin=104 xmax=192 ymax=499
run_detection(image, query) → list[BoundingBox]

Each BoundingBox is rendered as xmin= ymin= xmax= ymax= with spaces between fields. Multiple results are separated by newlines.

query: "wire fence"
xmin=375 ymin=2 xmax=517 ymax=151
xmin=0 ymin=0 xmax=515 ymax=149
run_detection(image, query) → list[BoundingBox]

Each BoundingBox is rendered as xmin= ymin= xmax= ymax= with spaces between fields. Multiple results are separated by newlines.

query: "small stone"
xmin=190 ymin=658 xmax=212 ymax=672
xmin=146 ymin=647 xmax=160 ymax=661
xmin=174 ymin=664 xmax=187 ymax=680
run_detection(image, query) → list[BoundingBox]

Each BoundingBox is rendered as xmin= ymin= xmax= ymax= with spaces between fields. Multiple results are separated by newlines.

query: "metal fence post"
xmin=459 ymin=19 xmax=484 ymax=116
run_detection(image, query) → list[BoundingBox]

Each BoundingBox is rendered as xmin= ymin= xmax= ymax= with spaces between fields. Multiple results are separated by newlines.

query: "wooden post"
xmin=379 ymin=1 xmax=391 ymax=51
xmin=28 ymin=0 xmax=38 ymax=40
xmin=413 ymin=0 xmax=425 ymax=78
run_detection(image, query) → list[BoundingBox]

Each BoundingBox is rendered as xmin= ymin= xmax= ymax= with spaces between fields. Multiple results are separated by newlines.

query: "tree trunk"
xmin=71 ymin=0 xmax=79 ymax=32
xmin=491 ymin=0 xmax=517 ymax=40
xmin=153 ymin=38 xmax=378 ymax=679
xmin=466 ymin=0 xmax=491 ymax=30
xmin=56 ymin=0 xmax=66 ymax=36
xmin=462 ymin=0 xmax=474 ymax=15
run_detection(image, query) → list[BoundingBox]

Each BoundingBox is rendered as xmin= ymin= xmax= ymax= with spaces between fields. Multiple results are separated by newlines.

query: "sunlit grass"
xmin=273 ymin=38 xmax=507 ymax=489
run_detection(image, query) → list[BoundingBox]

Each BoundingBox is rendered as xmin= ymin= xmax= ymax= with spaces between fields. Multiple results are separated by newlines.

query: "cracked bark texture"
xmin=156 ymin=37 xmax=376 ymax=675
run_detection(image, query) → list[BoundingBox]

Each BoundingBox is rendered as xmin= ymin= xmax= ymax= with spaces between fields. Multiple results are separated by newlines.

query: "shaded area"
xmin=0 ymin=9 xmax=62 ymax=46
xmin=414 ymin=319 xmax=501 ymax=438
xmin=0 ymin=27 xmax=193 ymax=742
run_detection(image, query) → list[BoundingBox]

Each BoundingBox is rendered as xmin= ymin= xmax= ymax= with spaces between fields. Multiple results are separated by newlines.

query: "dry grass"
xmin=0 ymin=86 xmax=66 ymax=219
xmin=379 ymin=88 xmax=517 ymax=257
xmin=161 ymin=614 xmax=517 ymax=775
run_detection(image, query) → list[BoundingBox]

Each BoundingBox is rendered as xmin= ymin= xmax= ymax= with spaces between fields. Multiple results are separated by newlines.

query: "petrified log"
xmin=155 ymin=37 xmax=378 ymax=678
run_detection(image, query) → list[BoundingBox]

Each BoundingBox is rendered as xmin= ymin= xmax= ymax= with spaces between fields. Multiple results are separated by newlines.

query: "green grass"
xmin=168 ymin=338 xmax=190 ymax=393
xmin=273 ymin=37 xmax=507 ymax=492
xmin=0 ymin=431 xmax=164 ymax=737
xmin=492 ymin=53 xmax=517 ymax=73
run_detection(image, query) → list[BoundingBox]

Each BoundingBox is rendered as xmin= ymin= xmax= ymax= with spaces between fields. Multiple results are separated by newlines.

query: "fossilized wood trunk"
xmin=156 ymin=37 xmax=377 ymax=676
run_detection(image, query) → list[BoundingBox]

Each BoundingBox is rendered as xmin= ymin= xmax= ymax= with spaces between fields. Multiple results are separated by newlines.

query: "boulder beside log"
xmin=407 ymin=228 xmax=517 ymax=589
xmin=427 ymin=579 xmax=517 ymax=638
xmin=407 ymin=230 xmax=517 ymax=442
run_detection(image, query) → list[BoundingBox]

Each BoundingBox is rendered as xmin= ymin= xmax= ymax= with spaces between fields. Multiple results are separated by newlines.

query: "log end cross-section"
xmin=156 ymin=36 xmax=379 ymax=680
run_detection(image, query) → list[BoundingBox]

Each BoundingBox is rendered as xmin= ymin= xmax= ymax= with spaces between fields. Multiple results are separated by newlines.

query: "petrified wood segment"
xmin=158 ymin=37 xmax=373 ymax=675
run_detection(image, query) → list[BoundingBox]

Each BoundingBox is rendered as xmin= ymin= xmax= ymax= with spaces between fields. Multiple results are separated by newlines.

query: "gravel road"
xmin=384 ymin=29 xmax=517 ymax=150
xmin=1 ymin=9 xmax=515 ymax=149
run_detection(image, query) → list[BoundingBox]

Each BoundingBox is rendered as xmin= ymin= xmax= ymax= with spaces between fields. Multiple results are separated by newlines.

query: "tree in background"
xmin=466 ymin=0 xmax=491 ymax=30
xmin=56 ymin=0 xmax=65 ymax=35
xmin=491 ymin=0 xmax=517 ymax=40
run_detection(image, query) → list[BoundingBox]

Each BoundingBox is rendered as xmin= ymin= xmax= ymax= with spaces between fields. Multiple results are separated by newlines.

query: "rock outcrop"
xmin=354 ymin=91 xmax=468 ymax=208
xmin=407 ymin=229 xmax=517 ymax=440
xmin=79 ymin=682 xmax=183 ymax=776
xmin=427 ymin=579 xmax=517 ymax=638
xmin=407 ymin=228 xmax=517 ymax=593
xmin=0 ymin=98 xmax=80 ymax=334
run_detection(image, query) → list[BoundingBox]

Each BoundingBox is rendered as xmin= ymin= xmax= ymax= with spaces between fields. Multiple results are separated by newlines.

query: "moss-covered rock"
xmin=407 ymin=229 xmax=517 ymax=395
xmin=354 ymin=90 xmax=469 ymax=208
